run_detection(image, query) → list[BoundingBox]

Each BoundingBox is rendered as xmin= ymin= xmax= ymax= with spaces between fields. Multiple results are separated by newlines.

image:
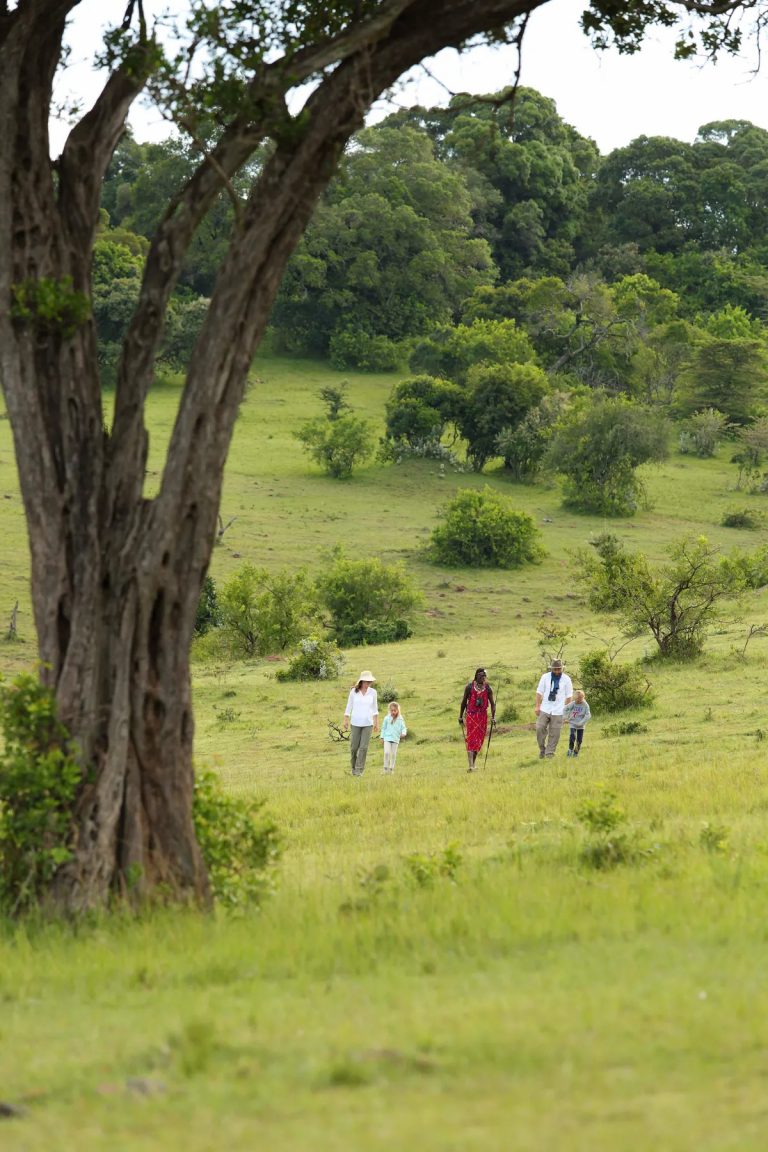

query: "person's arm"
xmin=343 ymin=690 xmax=352 ymax=729
xmin=535 ymin=678 xmax=544 ymax=716
xmin=563 ymin=701 xmax=573 ymax=721
xmin=487 ymin=684 xmax=496 ymax=721
xmin=459 ymin=683 xmax=470 ymax=723
xmin=372 ymin=692 xmax=379 ymax=734
xmin=583 ymin=703 xmax=592 ymax=723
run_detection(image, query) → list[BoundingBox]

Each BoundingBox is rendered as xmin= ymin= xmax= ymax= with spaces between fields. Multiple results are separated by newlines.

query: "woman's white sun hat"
xmin=358 ymin=670 xmax=377 ymax=682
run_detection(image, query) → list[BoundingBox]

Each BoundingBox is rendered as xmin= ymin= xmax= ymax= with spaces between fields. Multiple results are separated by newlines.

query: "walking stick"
xmin=482 ymin=693 xmax=497 ymax=770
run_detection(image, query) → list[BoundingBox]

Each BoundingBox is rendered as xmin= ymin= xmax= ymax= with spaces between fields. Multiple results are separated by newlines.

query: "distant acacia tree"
xmin=573 ymin=534 xmax=746 ymax=659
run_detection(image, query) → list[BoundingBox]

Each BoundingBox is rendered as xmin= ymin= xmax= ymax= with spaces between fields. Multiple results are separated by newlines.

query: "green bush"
xmin=329 ymin=328 xmax=401 ymax=372
xmin=430 ymin=486 xmax=545 ymax=569
xmin=194 ymin=575 xmax=221 ymax=637
xmin=578 ymin=650 xmax=653 ymax=713
xmin=193 ymin=770 xmax=281 ymax=909
xmin=721 ymin=508 xmax=762 ymax=530
xmin=0 ymin=674 xmax=81 ymax=914
xmin=678 ymin=408 xmax=729 ymax=457
xmin=275 ymin=636 xmax=346 ymax=682
xmin=295 ymin=412 xmax=375 ymax=478
xmin=316 ymin=552 xmax=420 ymax=646
xmin=218 ymin=565 xmax=316 ymax=658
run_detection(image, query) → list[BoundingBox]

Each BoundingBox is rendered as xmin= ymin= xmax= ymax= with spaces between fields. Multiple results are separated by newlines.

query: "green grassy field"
xmin=1 ymin=356 xmax=768 ymax=1150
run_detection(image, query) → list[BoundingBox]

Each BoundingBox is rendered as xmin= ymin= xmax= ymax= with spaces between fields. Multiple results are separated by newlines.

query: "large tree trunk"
xmin=0 ymin=0 xmax=542 ymax=911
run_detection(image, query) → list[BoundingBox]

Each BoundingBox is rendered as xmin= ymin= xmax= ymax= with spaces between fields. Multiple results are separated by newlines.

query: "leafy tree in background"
xmin=573 ymin=535 xmax=746 ymax=659
xmin=458 ymin=361 xmax=549 ymax=471
xmin=1 ymin=0 xmax=763 ymax=911
xmin=549 ymin=398 xmax=669 ymax=515
xmin=271 ymin=123 xmax=496 ymax=362
xmin=387 ymin=87 xmax=600 ymax=279
xmin=218 ymin=566 xmax=317 ymax=657
xmin=383 ymin=375 xmax=463 ymax=450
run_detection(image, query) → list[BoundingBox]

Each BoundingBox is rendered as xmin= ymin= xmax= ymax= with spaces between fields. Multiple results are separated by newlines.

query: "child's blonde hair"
xmin=388 ymin=700 xmax=404 ymax=722
xmin=573 ymin=689 xmax=586 ymax=702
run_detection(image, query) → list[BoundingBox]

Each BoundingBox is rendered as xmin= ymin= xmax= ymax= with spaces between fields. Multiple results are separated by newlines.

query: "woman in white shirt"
xmin=343 ymin=671 xmax=379 ymax=776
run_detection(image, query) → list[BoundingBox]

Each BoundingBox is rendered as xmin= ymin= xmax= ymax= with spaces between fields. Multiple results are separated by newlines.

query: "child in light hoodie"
xmin=379 ymin=701 xmax=407 ymax=774
xmin=564 ymin=690 xmax=591 ymax=758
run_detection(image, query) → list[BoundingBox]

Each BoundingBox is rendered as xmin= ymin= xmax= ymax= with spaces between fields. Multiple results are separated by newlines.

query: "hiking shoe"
xmin=566 ymin=749 xmax=573 ymax=758
xmin=539 ymin=751 xmax=546 ymax=759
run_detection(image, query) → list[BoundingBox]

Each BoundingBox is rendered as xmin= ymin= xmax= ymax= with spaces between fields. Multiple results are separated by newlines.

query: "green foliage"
xmin=194 ymin=575 xmax=221 ymax=637
xmin=602 ymin=720 xmax=649 ymax=736
xmin=409 ymin=318 xmax=536 ymax=385
xmin=383 ymin=375 xmax=462 ymax=450
xmin=11 ymin=277 xmax=90 ymax=337
xmin=495 ymin=391 xmax=571 ymax=481
xmin=430 ymin=486 xmax=545 ymax=569
xmin=275 ymin=636 xmax=346 ymax=682
xmin=550 ymin=398 xmax=669 ymax=516
xmin=192 ymin=770 xmax=280 ymax=909
xmin=721 ymin=509 xmax=762 ymax=530
xmin=678 ymin=408 xmax=730 ymax=457
xmin=316 ymin=552 xmax=420 ymax=647
xmin=295 ymin=412 xmax=375 ymax=479
xmin=578 ymin=650 xmax=653 ymax=713
xmin=678 ymin=333 xmax=768 ymax=424
xmin=218 ymin=565 xmax=316 ymax=657
xmin=404 ymin=844 xmax=462 ymax=888
xmin=0 ymin=674 xmax=81 ymax=914
xmin=576 ymin=793 xmax=638 ymax=871
xmin=272 ymin=123 xmax=495 ymax=356
xmin=458 ymin=361 xmax=549 ymax=472
xmin=574 ymin=534 xmax=747 ymax=659
xmin=699 ymin=821 xmax=730 ymax=855
xmin=329 ymin=329 xmax=401 ymax=372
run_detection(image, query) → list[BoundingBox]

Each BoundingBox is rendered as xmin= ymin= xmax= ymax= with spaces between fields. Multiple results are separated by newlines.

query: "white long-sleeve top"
xmin=344 ymin=687 xmax=379 ymax=727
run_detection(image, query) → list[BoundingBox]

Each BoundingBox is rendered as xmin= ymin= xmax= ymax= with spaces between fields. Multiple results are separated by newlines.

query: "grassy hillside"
xmin=1 ymin=356 xmax=768 ymax=1150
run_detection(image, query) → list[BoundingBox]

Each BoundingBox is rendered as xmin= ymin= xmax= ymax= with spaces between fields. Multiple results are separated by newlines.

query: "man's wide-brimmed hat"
xmin=549 ymin=659 xmax=565 ymax=670
xmin=358 ymin=670 xmax=376 ymax=682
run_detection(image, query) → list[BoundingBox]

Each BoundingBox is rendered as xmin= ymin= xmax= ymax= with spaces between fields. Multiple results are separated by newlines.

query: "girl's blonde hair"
xmin=573 ymin=689 xmax=586 ymax=701
xmin=388 ymin=700 xmax=404 ymax=722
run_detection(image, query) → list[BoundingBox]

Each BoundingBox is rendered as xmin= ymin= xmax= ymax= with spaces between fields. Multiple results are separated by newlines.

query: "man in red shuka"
xmin=459 ymin=667 xmax=496 ymax=773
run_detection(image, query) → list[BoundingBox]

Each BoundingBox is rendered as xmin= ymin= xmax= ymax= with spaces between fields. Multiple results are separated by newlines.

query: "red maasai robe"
xmin=465 ymin=682 xmax=489 ymax=753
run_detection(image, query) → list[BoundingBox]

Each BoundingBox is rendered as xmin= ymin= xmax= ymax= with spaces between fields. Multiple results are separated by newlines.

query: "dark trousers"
xmin=568 ymin=727 xmax=584 ymax=752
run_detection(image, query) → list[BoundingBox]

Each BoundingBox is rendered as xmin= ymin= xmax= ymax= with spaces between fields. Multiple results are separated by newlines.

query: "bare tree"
xmin=0 ymin=0 xmax=759 ymax=910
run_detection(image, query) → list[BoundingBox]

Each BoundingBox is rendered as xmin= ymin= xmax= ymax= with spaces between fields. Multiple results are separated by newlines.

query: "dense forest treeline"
xmin=95 ymin=86 xmax=768 ymax=496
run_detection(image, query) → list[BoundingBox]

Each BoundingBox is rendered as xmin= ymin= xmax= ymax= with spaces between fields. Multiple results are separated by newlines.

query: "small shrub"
xmin=576 ymin=793 xmax=638 ymax=870
xmin=499 ymin=702 xmax=520 ymax=723
xmin=602 ymin=720 xmax=649 ymax=736
xmin=276 ymin=636 xmax=346 ymax=682
xmin=430 ymin=486 xmax=545 ymax=569
xmin=699 ymin=821 xmax=729 ymax=855
xmin=192 ymin=770 xmax=281 ymax=909
xmin=377 ymin=683 xmax=400 ymax=705
xmin=316 ymin=551 xmax=420 ymax=645
xmin=678 ymin=408 xmax=730 ymax=457
xmin=721 ymin=508 xmax=761 ymax=530
xmin=578 ymin=650 xmax=652 ymax=713
xmin=295 ymin=412 xmax=375 ymax=479
xmin=334 ymin=618 xmax=411 ymax=646
xmin=0 ymin=674 xmax=81 ymax=914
